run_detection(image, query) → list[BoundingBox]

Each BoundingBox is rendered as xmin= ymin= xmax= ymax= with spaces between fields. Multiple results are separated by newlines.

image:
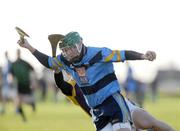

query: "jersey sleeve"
xmin=48 ymin=55 xmax=64 ymax=71
xmin=33 ymin=50 xmax=65 ymax=71
xmin=101 ymin=47 xmax=126 ymax=62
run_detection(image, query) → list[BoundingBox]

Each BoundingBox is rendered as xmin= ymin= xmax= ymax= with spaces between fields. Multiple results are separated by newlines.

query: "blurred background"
xmin=0 ymin=0 xmax=180 ymax=130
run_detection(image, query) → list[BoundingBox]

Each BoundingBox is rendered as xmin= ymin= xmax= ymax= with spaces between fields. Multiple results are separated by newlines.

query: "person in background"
xmin=124 ymin=63 xmax=146 ymax=108
xmin=124 ymin=63 xmax=137 ymax=103
xmin=0 ymin=67 xmax=3 ymax=102
xmin=10 ymin=49 xmax=36 ymax=121
xmin=0 ymin=51 xmax=16 ymax=114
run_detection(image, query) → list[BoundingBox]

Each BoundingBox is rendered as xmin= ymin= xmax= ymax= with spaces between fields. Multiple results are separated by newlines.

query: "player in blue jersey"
xmin=18 ymin=31 xmax=156 ymax=131
xmin=55 ymin=71 xmax=174 ymax=131
xmin=50 ymin=35 xmax=173 ymax=131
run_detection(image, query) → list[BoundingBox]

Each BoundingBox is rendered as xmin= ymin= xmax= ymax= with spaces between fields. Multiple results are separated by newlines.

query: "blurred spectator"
xmin=0 ymin=51 xmax=16 ymax=114
xmin=124 ymin=63 xmax=137 ymax=102
xmin=135 ymin=80 xmax=146 ymax=108
xmin=38 ymin=73 xmax=47 ymax=102
xmin=150 ymin=75 xmax=158 ymax=103
xmin=41 ymin=67 xmax=59 ymax=102
xmin=10 ymin=49 xmax=36 ymax=121
xmin=0 ymin=66 xmax=2 ymax=101
xmin=124 ymin=63 xmax=146 ymax=107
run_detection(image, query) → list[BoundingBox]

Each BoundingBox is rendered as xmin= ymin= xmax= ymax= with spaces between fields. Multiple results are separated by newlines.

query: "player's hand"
xmin=17 ymin=38 xmax=36 ymax=53
xmin=142 ymin=51 xmax=156 ymax=61
xmin=17 ymin=38 xmax=30 ymax=49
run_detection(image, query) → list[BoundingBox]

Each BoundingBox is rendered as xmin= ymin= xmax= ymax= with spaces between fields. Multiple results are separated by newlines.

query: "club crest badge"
xmin=75 ymin=67 xmax=89 ymax=84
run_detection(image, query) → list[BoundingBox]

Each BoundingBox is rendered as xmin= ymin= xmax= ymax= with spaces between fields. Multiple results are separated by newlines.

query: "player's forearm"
xmin=125 ymin=50 xmax=144 ymax=60
xmin=27 ymin=45 xmax=36 ymax=53
xmin=19 ymin=41 xmax=36 ymax=53
xmin=32 ymin=50 xmax=50 ymax=68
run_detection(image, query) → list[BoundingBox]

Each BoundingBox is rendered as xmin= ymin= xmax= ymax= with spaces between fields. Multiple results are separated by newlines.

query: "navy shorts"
xmin=90 ymin=92 xmax=131 ymax=131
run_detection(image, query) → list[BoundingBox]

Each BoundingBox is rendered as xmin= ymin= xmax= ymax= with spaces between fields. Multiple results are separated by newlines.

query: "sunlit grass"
xmin=145 ymin=95 xmax=180 ymax=130
xmin=0 ymin=102 xmax=94 ymax=131
xmin=0 ymin=93 xmax=179 ymax=131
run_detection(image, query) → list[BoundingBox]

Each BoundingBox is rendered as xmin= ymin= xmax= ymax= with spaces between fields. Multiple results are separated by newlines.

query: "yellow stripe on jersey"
xmin=63 ymin=80 xmax=90 ymax=116
xmin=53 ymin=57 xmax=63 ymax=67
xmin=66 ymin=80 xmax=79 ymax=105
xmin=68 ymin=80 xmax=76 ymax=89
xmin=104 ymin=51 xmax=115 ymax=62
xmin=115 ymin=50 xmax=121 ymax=62
xmin=104 ymin=50 xmax=121 ymax=62
xmin=67 ymin=96 xmax=79 ymax=105
xmin=50 ymin=57 xmax=64 ymax=70
xmin=51 ymin=59 xmax=57 ymax=68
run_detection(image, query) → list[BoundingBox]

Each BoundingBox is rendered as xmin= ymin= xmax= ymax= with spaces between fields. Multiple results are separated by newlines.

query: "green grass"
xmin=0 ymin=102 xmax=94 ymax=131
xmin=0 ymin=95 xmax=179 ymax=131
xmin=144 ymin=95 xmax=180 ymax=130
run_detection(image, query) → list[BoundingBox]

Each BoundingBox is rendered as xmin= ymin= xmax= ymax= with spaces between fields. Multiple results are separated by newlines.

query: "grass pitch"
xmin=0 ymin=95 xmax=179 ymax=131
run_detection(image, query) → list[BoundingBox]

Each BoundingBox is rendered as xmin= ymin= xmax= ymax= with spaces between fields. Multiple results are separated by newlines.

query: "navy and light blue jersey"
xmin=48 ymin=47 xmax=126 ymax=108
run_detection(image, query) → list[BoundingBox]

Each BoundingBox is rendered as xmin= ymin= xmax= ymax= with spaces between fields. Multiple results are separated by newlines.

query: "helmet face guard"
xmin=59 ymin=32 xmax=83 ymax=62
xmin=61 ymin=42 xmax=82 ymax=62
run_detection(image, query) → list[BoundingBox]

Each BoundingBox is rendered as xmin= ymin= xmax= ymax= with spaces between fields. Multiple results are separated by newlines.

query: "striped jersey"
xmin=48 ymin=47 xmax=126 ymax=108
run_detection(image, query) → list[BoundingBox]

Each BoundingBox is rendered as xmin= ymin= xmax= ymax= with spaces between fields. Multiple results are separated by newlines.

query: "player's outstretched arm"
xmin=17 ymin=39 xmax=50 ymax=68
xmin=101 ymin=48 xmax=156 ymax=62
xmin=125 ymin=50 xmax=156 ymax=61
xmin=18 ymin=39 xmax=36 ymax=53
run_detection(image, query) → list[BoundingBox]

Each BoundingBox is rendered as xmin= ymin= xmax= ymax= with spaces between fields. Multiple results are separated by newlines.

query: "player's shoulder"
xmin=87 ymin=46 xmax=111 ymax=54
